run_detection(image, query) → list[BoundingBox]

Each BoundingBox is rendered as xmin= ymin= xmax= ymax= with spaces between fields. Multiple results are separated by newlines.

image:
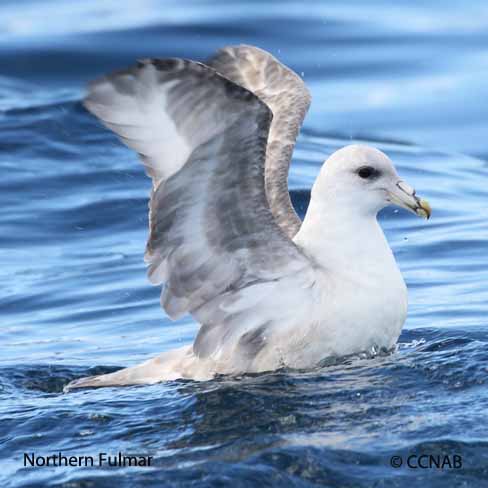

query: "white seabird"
xmin=65 ymin=45 xmax=431 ymax=390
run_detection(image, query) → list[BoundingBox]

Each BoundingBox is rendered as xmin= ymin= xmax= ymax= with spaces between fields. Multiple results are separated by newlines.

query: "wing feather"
xmin=208 ymin=45 xmax=311 ymax=238
xmin=83 ymin=55 xmax=315 ymax=359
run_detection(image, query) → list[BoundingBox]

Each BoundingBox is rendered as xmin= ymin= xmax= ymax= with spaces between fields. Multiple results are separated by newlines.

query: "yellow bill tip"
xmin=417 ymin=199 xmax=431 ymax=219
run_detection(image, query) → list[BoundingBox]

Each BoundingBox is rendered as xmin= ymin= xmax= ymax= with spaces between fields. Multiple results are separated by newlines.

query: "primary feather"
xmin=208 ymin=45 xmax=311 ymax=237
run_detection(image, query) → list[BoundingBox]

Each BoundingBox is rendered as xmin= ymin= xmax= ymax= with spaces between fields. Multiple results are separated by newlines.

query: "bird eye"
xmin=357 ymin=166 xmax=378 ymax=179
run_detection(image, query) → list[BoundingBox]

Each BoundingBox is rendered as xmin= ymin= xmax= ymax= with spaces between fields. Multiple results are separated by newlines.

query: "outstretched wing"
xmin=208 ymin=45 xmax=311 ymax=238
xmin=84 ymin=57 xmax=316 ymax=359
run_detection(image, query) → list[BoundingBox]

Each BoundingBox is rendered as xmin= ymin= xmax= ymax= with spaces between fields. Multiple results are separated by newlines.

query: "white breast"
xmin=286 ymin=206 xmax=409 ymax=368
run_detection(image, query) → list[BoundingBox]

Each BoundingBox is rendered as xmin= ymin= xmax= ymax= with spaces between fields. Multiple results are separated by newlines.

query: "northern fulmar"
xmin=66 ymin=45 xmax=431 ymax=390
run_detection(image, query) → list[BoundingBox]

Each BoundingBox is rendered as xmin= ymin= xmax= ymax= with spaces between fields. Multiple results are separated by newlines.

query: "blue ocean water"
xmin=1 ymin=0 xmax=488 ymax=486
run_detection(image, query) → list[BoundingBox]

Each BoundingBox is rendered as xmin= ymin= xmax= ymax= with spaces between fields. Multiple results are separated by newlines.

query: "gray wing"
xmin=207 ymin=45 xmax=311 ymax=238
xmin=83 ymin=58 xmax=316 ymax=358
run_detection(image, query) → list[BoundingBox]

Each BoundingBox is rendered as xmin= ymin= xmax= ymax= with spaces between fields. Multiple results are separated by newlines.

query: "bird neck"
xmin=293 ymin=194 xmax=397 ymax=279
